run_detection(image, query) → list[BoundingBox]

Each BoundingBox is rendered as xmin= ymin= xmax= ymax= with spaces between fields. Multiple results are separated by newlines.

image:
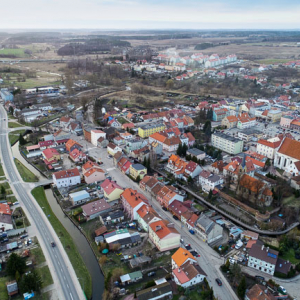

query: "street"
xmin=0 ymin=106 xmax=85 ymax=300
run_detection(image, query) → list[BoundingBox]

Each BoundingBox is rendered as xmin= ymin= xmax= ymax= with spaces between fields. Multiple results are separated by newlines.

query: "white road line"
xmin=70 ymin=293 xmax=74 ymax=300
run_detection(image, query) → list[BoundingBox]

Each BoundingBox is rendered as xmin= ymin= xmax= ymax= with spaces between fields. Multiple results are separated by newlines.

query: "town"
xmin=1 ymin=26 xmax=300 ymax=300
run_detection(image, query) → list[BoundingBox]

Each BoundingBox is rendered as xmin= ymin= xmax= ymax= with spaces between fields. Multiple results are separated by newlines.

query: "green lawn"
xmin=281 ymin=248 xmax=300 ymax=265
xmin=0 ymin=276 xmax=14 ymax=300
xmin=31 ymin=246 xmax=46 ymax=265
xmin=8 ymin=130 xmax=26 ymax=145
xmin=0 ymin=48 xmax=28 ymax=58
xmin=194 ymin=203 xmax=205 ymax=212
xmin=12 ymin=207 xmax=31 ymax=228
xmin=31 ymin=187 xmax=92 ymax=299
xmin=8 ymin=122 xmax=22 ymax=128
xmin=283 ymin=195 xmax=300 ymax=208
xmin=14 ymin=158 xmax=38 ymax=182
xmin=0 ymin=164 xmax=5 ymax=176
xmin=37 ymin=265 xmax=54 ymax=288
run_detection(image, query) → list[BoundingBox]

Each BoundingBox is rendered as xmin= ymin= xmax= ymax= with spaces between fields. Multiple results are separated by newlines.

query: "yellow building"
xmin=267 ymin=110 xmax=282 ymax=123
xmin=130 ymin=163 xmax=147 ymax=180
xmin=101 ymin=179 xmax=124 ymax=202
xmin=221 ymin=115 xmax=238 ymax=129
xmin=138 ymin=123 xmax=165 ymax=138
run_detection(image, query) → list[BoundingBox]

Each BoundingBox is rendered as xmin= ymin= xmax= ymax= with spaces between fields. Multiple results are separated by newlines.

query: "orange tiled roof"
xmin=121 ymin=188 xmax=148 ymax=208
xmin=172 ymin=247 xmax=196 ymax=267
xmin=278 ymin=137 xmax=300 ymax=160
xmin=149 ymin=220 xmax=179 ymax=239
xmin=239 ymin=174 xmax=264 ymax=193
xmin=226 ymin=115 xmax=238 ymax=123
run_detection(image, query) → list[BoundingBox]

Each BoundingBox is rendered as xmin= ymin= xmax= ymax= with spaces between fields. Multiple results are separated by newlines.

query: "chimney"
xmin=155 ymin=225 xmax=162 ymax=232
xmin=178 ymin=268 xmax=181 ymax=273
xmin=266 ymin=247 xmax=269 ymax=252
xmin=167 ymin=223 xmax=175 ymax=228
xmin=262 ymin=245 xmax=264 ymax=251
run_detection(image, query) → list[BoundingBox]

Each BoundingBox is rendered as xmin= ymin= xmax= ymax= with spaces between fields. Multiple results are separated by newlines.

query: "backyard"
xmin=8 ymin=122 xmax=22 ymax=128
xmin=14 ymin=158 xmax=38 ymax=182
xmin=31 ymin=187 xmax=92 ymax=299
xmin=8 ymin=130 xmax=26 ymax=145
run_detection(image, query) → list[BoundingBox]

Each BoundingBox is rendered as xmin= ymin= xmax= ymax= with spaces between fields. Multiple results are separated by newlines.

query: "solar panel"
xmin=267 ymin=252 xmax=277 ymax=259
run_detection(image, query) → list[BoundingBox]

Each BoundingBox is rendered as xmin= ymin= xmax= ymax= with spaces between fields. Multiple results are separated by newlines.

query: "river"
xmin=12 ymin=142 xmax=104 ymax=299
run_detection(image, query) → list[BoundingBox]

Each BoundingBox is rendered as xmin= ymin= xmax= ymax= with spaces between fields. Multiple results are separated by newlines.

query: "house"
xmin=121 ymin=188 xmax=148 ymax=220
xmin=275 ymin=257 xmax=291 ymax=277
xmin=184 ymin=161 xmax=202 ymax=180
xmin=129 ymin=255 xmax=152 ymax=269
xmin=136 ymin=282 xmax=172 ymax=300
xmin=100 ymin=179 xmax=124 ymax=202
xmin=94 ymin=225 xmax=108 ymax=237
xmin=274 ymin=137 xmax=300 ymax=176
xmin=136 ymin=205 xmax=161 ymax=232
xmin=52 ymin=168 xmax=81 ymax=188
xmin=183 ymin=132 xmax=196 ymax=147
xmin=195 ymin=214 xmax=223 ymax=244
xmin=149 ymin=220 xmax=181 ymax=251
xmin=120 ymin=271 xmax=143 ymax=285
xmin=248 ymin=244 xmax=278 ymax=275
xmin=104 ymin=229 xmax=141 ymax=248
xmin=138 ymin=123 xmax=166 ymax=138
xmin=60 ymin=116 xmax=71 ymax=129
xmin=82 ymin=199 xmax=111 ymax=220
xmin=122 ymin=123 xmax=135 ymax=130
xmin=241 ymin=230 xmax=259 ymax=241
xmin=65 ymin=139 xmax=82 ymax=153
xmin=173 ymin=261 xmax=207 ymax=288
xmin=212 ymin=108 xmax=229 ymax=122
xmin=0 ymin=203 xmax=11 ymax=216
xmin=237 ymin=128 xmax=263 ymax=142
xmin=100 ymin=210 xmax=125 ymax=225
xmin=187 ymin=148 xmax=205 ymax=160
xmin=256 ymin=138 xmax=281 ymax=159
xmin=69 ymin=148 xmax=87 ymax=163
xmin=68 ymin=122 xmax=82 ymax=135
xmin=91 ymin=130 xmax=106 ymax=146
xmin=245 ymin=284 xmax=276 ymax=300
xmin=117 ymin=157 xmax=132 ymax=174
xmin=199 ymin=170 xmax=223 ymax=192
xmin=0 ymin=89 xmax=14 ymax=102
xmin=291 ymin=175 xmax=300 ymax=190
xmin=120 ymin=132 xmax=133 ymax=140
xmin=69 ymin=190 xmax=90 ymax=206
xmin=84 ymin=167 xmax=106 ymax=184
xmin=165 ymin=154 xmax=187 ymax=179
xmin=32 ymin=102 xmax=52 ymax=111
xmin=38 ymin=140 xmax=55 ymax=150
xmin=171 ymin=247 xmax=197 ymax=269
xmin=168 ymin=200 xmax=192 ymax=220
xmin=107 ymin=143 xmax=122 ymax=156
xmin=237 ymin=174 xmax=273 ymax=206
xmin=237 ymin=113 xmax=256 ymax=129
xmin=211 ymin=160 xmax=224 ymax=174
xmin=42 ymin=148 xmax=60 ymax=163
xmin=6 ymin=281 xmax=18 ymax=297
xmin=0 ymin=214 xmax=13 ymax=231
xmin=129 ymin=164 xmax=147 ymax=180
xmin=157 ymin=186 xmax=184 ymax=208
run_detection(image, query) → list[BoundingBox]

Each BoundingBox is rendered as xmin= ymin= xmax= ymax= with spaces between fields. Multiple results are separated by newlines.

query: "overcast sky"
xmin=1 ymin=0 xmax=300 ymax=30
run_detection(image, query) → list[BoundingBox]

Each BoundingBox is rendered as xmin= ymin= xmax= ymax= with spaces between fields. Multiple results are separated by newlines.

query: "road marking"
xmin=107 ymin=167 xmax=116 ymax=171
xmin=67 ymin=284 xmax=69 ymax=288
xmin=70 ymin=293 xmax=74 ymax=300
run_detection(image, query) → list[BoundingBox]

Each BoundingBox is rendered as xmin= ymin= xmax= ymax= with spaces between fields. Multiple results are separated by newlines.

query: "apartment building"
xmin=138 ymin=123 xmax=166 ymax=138
xmin=211 ymin=132 xmax=243 ymax=155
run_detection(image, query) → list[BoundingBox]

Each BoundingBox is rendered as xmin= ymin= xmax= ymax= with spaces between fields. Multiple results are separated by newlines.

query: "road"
xmin=69 ymin=134 xmax=239 ymax=300
xmin=0 ymin=106 xmax=85 ymax=300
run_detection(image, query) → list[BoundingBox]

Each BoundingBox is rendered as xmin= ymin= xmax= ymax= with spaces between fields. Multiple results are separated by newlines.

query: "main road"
xmin=0 ymin=106 xmax=85 ymax=300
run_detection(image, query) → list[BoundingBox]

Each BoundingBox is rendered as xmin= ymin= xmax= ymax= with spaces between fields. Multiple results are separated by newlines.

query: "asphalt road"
xmin=0 ymin=106 xmax=84 ymax=300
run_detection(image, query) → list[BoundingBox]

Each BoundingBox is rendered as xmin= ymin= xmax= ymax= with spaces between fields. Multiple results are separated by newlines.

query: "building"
xmin=157 ymin=186 xmax=184 ymax=209
xmin=173 ymin=261 xmax=207 ymax=288
xmin=100 ymin=210 xmax=125 ymax=225
xmin=0 ymin=214 xmax=13 ymax=231
xmin=267 ymin=110 xmax=282 ymax=123
xmin=82 ymin=199 xmax=111 ymax=220
xmin=237 ymin=113 xmax=256 ymax=129
xmin=136 ymin=282 xmax=172 ymax=300
xmin=19 ymin=108 xmax=43 ymax=122
xmin=248 ymin=244 xmax=278 ymax=275
xmin=120 ymin=271 xmax=143 ymax=285
xmin=83 ymin=167 xmax=106 ymax=184
xmin=290 ymin=119 xmax=300 ymax=132
xmin=69 ymin=190 xmax=90 ymax=205
xmin=171 ymin=247 xmax=197 ymax=269
xmin=186 ymin=148 xmax=205 ymax=160
xmin=245 ymin=284 xmax=276 ymax=300
xmin=256 ymin=137 xmax=281 ymax=160
xmin=0 ymin=89 xmax=14 ymax=102
xmin=52 ymin=168 xmax=81 ymax=188
xmin=60 ymin=116 xmax=71 ymax=129
xmin=104 ymin=229 xmax=141 ymax=249
xmin=69 ymin=148 xmax=87 ymax=163
xmin=199 ymin=170 xmax=224 ymax=192
xmin=65 ymin=139 xmax=82 ymax=153
xmin=212 ymin=108 xmax=229 ymax=122
xmin=280 ymin=115 xmax=294 ymax=128
xmin=6 ymin=281 xmax=18 ymax=297
xmin=212 ymin=132 xmax=243 ymax=155
xmin=221 ymin=115 xmax=238 ymax=128
xmin=121 ymin=188 xmax=148 ymax=220
xmin=136 ymin=205 xmax=161 ymax=232
xmin=274 ymin=137 xmax=300 ymax=176
xmin=42 ymin=148 xmax=60 ymax=163
xmin=237 ymin=128 xmax=263 ymax=142
xmin=138 ymin=123 xmax=166 ymax=138
xmin=100 ymin=179 xmax=124 ymax=202
xmin=129 ymin=164 xmax=147 ymax=180
xmin=91 ymin=130 xmax=106 ymax=146
xmin=107 ymin=143 xmax=122 ymax=156
xmin=149 ymin=220 xmax=181 ymax=251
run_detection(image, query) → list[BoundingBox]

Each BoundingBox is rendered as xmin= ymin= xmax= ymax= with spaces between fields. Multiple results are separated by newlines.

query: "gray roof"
xmin=136 ymin=282 xmax=172 ymax=300
xmin=240 ymin=128 xmax=262 ymax=135
xmin=140 ymin=122 xmax=164 ymax=130
xmin=248 ymin=244 xmax=278 ymax=265
xmin=0 ymin=214 xmax=12 ymax=225
xmin=187 ymin=148 xmax=205 ymax=156
xmin=132 ymin=163 xmax=146 ymax=171
xmin=103 ymin=210 xmax=124 ymax=220
xmin=213 ymin=132 xmax=242 ymax=143
xmin=207 ymin=174 xmax=222 ymax=183
xmin=6 ymin=281 xmax=18 ymax=293
xmin=196 ymin=214 xmax=213 ymax=231
xmin=130 ymin=232 xmax=142 ymax=243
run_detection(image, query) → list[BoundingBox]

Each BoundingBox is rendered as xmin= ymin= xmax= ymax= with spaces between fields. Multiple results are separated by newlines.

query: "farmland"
xmin=0 ymin=48 xmax=29 ymax=58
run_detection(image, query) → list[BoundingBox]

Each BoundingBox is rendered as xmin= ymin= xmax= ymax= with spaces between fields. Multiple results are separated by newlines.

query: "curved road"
xmin=0 ymin=106 xmax=85 ymax=300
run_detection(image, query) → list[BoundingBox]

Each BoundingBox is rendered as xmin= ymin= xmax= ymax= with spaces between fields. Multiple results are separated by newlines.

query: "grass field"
xmin=0 ymin=48 xmax=28 ymax=58
xmin=283 ymin=195 xmax=300 ymax=208
xmin=14 ymin=158 xmax=38 ymax=182
xmin=0 ymin=164 xmax=5 ymax=176
xmin=8 ymin=122 xmax=22 ymax=128
xmin=31 ymin=246 xmax=46 ymax=265
xmin=31 ymin=187 xmax=92 ymax=299
xmin=37 ymin=265 xmax=54 ymax=288
xmin=8 ymin=129 xmax=26 ymax=145
xmin=0 ymin=276 xmax=14 ymax=300
xmin=281 ymin=248 xmax=300 ymax=265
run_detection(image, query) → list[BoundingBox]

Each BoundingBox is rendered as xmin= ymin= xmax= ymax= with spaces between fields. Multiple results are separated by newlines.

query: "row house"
xmin=136 ymin=204 xmax=161 ymax=232
xmin=107 ymin=143 xmax=122 ymax=156
xmin=65 ymin=139 xmax=82 ymax=153
xmin=117 ymin=157 xmax=132 ymax=174
xmin=157 ymin=186 xmax=184 ymax=209
xmin=237 ymin=113 xmax=256 ymax=129
xmin=100 ymin=179 xmax=124 ymax=202
xmin=221 ymin=115 xmax=238 ymax=128
xmin=52 ymin=168 xmax=81 ymax=188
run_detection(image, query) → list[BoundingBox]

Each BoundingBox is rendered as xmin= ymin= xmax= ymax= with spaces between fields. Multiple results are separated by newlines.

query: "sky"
xmin=1 ymin=0 xmax=300 ymax=30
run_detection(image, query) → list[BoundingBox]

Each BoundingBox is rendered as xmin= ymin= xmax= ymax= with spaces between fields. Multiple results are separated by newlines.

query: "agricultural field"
xmin=0 ymin=48 xmax=29 ymax=58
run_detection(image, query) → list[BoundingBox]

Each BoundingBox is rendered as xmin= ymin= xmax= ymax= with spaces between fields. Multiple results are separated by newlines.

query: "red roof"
xmin=38 ymin=140 xmax=54 ymax=147
xmin=53 ymin=168 xmax=80 ymax=179
xmin=101 ymin=179 xmax=123 ymax=195
xmin=42 ymin=148 xmax=59 ymax=160
xmin=0 ymin=203 xmax=11 ymax=215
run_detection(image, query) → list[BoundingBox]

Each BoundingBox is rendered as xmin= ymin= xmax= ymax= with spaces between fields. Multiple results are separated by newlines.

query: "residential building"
xmin=267 ymin=110 xmax=282 ymax=123
xmin=65 ymin=139 xmax=82 ymax=153
xmin=104 ymin=229 xmax=141 ymax=249
xmin=221 ymin=115 xmax=238 ymax=128
xmin=256 ymin=137 xmax=281 ymax=160
xmin=52 ymin=168 xmax=81 ymax=188
xmin=69 ymin=148 xmax=87 ymax=163
xmin=171 ymin=247 xmax=197 ymax=269
xmin=82 ymin=199 xmax=111 ymax=220
xmin=129 ymin=164 xmax=147 ymax=180
xmin=100 ymin=210 xmax=125 ymax=225
xmin=245 ymin=284 xmax=276 ymax=300
xmin=0 ymin=89 xmax=14 ymax=102
xmin=91 ymin=130 xmax=106 ymax=146
xmin=199 ymin=170 xmax=224 ymax=192
xmin=121 ymin=188 xmax=148 ymax=220
xmin=136 ymin=282 xmax=172 ymax=300
xmin=120 ymin=271 xmax=143 ymax=285
xmin=117 ymin=157 xmax=132 ymax=174
xmin=68 ymin=122 xmax=82 ymax=135
xmin=0 ymin=214 xmax=13 ymax=231
xmin=6 ymin=281 xmax=18 ymax=297
xmin=100 ymin=179 xmax=124 ymax=202
xmin=248 ymin=244 xmax=278 ymax=275
xmin=107 ymin=143 xmax=122 ymax=156
xmin=212 ymin=108 xmax=229 ymax=122
xmin=211 ymin=160 xmax=224 ymax=174
xmin=173 ymin=261 xmax=207 ymax=288
xmin=136 ymin=205 xmax=161 ymax=232
xmin=280 ymin=115 xmax=294 ymax=128
xmin=274 ymin=137 xmax=300 ymax=176
xmin=84 ymin=167 xmax=106 ymax=184
xmin=184 ymin=161 xmax=202 ymax=180
xmin=149 ymin=220 xmax=181 ymax=251
xmin=168 ymin=200 xmax=192 ymax=220
xmin=69 ymin=190 xmax=90 ymax=205
xmin=237 ymin=128 xmax=263 ymax=142
xmin=237 ymin=113 xmax=256 ymax=129
xmin=186 ymin=148 xmax=205 ymax=160
xmin=42 ymin=148 xmax=60 ymax=163
xmin=157 ymin=186 xmax=184 ymax=208
xmin=138 ymin=123 xmax=166 ymax=138
xmin=211 ymin=132 xmax=243 ymax=155
xmin=59 ymin=116 xmax=72 ymax=129
xmin=165 ymin=154 xmax=188 ymax=179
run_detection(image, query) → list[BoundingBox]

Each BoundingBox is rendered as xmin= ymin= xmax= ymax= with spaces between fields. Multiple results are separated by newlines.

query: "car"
xmin=255 ymin=275 xmax=265 ymax=281
xmin=173 ymin=215 xmax=179 ymax=220
xmin=278 ymin=286 xmax=287 ymax=295
xmin=162 ymin=207 xmax=167 ymax=211
xmin=51 ymin=242 xmax=56 ymax=247
xmin=148 ymin=271 xmax=156 ymax=277
xmin=215 ymin=278 xmax=222 ymax=286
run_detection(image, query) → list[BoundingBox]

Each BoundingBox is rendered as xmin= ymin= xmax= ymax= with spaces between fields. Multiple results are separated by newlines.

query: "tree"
xmin=237 ymin=276 xmax=246 ymax=298
xmin=146 ymin=157 xmax=151 ymax=171
xmin=177 ymin=143 xmax=183 ymax=156
xmin=230 ymin=263 xmax=242 ymax=286
xmin=166 ymin=79 xmax=174 ymax=89
xmin=143 ymin=157 xmax=147 ymax=167
xmin=6 ymin=253 xmax=26 ymax=277
xmin=19 ymin=271 xmax=42 ymax=294
xmin=208 ymin=189 xmax=213 ymax=200
xmin=9 ymin=106 xmax=14 ymax=115
xmin=99 ymin=256 xmax=107 ymax=266
xmin=182 ymin=143 xmax=188 ymax=156
xmin=0 ymin=185 xmax=6 ymax=199
xmin=217 ymin=152 xmax=222 ymax=161
xmin=19 ymin=134 xmax=26 ymax=146
xmin=187 ymin=176 xmax=193 ymax=183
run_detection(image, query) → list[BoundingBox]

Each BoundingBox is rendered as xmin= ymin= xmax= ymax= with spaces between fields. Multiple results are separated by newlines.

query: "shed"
xmin=69 ymin=190 xmax=90 ymax=205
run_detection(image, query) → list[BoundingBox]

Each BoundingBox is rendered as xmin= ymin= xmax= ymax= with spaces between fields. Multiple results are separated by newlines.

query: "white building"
xmin=52 ymin=168 xmax=81 ymax=188
xmin=248 ymin=244 xmax=278 ymax=275
xmin=91 ymin=130 xmax=106 ymax=147
xmin=199 ymin=170 xmax=223 ymax=192
xmin=256 ymin=138 xmax=281 ymax=160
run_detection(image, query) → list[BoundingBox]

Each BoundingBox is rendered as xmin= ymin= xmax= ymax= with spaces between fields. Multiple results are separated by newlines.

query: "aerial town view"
xmin=1 ymin=1 xmax=300 ymax=300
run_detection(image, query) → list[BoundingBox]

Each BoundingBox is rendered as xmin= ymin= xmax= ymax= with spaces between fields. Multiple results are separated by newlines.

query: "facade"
xmin=198 ymin=170 xmax=223 ymax=192
xmin=212 ymin=108 xmax=229 ymax=122
xmin=138 ymin=123 xmax=166 ymax=138
xmin=237 ymin=113 xmax=256 ymax=129
xmin=91 ymin=130 xmax=106 ymax=146
xmin=107 ymin=143 xmax=122 ymax=156
xmin=149 ymin=220 xmax=181 ymax=251
xmin=0 ymin=89 xmax=14 ymax=102
xmin=211 ymin=132 xmax=243 ymax=155
xmin=129 ymin=164 xmax=147 ymax=180
xmin=136 ymin=205 xmax=161 ymax=232
xmin=280 ymin=115 xmax=294 ymax=128
xmin=84 ymin=168 xmax=106 ymax=184
xmin=256 ymin=138 xmax=281 ymax=160
xmin=221 ymin=115 xmax=238 ymax=128
xmin=237 ymin=128 xmax=263 ymax=142
xmin=52 ymin=168 xmax=81 ymax=188
xmin=248 ymin=244 xmax=278 ymax=275
xmin=186 ymin=148 xmax=205 ymax=160
xmin=100 ymin=179 xmax=124 ymax=202
xmin=171 ymin=247 xmax=197 ymax=269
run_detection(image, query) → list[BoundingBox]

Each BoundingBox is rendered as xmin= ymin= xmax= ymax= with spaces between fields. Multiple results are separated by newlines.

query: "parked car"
xmin=162 ymin=207 xmax=167 ymax=211
xmin=148 ymin=271 xmax=156 ymax=277
xmin=173 ymin=215 xmax=179 ymax=221
xmin=278 ymin=286 xmax=287 ymax=295
xmin=215 ymin=278 xmax=222 ymax=286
